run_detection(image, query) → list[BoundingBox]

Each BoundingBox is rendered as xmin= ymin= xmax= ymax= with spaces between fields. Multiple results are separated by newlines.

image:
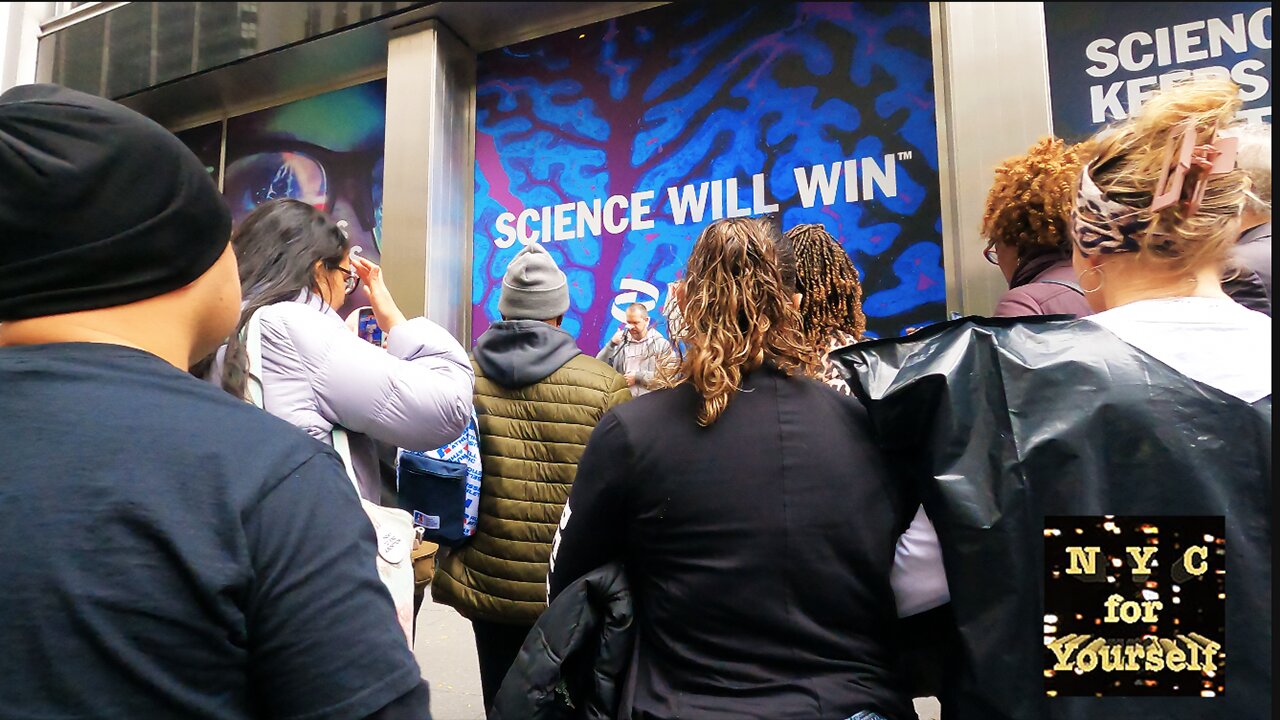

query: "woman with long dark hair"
xmin=208 ymin=199 xmax=473 ymax=501
xmin=547 ymin=216 xmax=915 ymax=720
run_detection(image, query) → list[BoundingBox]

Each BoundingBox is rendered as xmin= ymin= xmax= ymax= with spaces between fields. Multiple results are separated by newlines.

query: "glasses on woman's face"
xmin=336 ymin=266 xmax=360 ymax=296
xmin=983 ymin=240 xmax=1000 ymax=266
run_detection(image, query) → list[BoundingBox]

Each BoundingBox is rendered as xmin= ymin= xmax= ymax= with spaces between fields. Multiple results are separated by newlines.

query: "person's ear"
xmin=791 ymin=293 xmax=803 ymax=310
xmin=312 ymin=260 xmax=329 ymax=288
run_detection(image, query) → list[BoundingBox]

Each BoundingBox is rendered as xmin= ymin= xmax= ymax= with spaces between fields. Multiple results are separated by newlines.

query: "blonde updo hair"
xmin=1083 ymin=76 xmax=1249 ymax=274
xmin=664 ymin=217 xmax=821 ymax=426
xmin=982 ymin=137 xmax=1086 ymax=257
xmin=1219 ymin=121 xmax=1271 ymax=217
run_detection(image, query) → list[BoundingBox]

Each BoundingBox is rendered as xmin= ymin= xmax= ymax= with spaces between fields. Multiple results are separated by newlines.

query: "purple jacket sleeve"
xmin=891 ymin=506 xmax=951 ymax=617
xmin=279 ymin=308 xmax=475 ymax=452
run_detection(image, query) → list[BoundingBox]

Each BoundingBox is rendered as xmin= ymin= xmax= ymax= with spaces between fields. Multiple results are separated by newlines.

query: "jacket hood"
xmin=474 ymin=320 xmax=582 ymax=388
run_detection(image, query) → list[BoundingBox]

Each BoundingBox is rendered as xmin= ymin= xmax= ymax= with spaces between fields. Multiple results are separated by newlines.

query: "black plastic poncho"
xmin=830 ymin=316 xmax=1271 ymax=720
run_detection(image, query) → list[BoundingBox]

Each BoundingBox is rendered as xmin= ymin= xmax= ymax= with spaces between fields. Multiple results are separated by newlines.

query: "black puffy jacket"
xmin=490 ymin=563 xmax=634 ymax=720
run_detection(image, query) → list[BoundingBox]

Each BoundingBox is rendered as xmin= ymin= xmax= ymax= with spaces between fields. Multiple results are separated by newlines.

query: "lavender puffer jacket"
xmin=212 ymin=295 xmax=474 ymax=501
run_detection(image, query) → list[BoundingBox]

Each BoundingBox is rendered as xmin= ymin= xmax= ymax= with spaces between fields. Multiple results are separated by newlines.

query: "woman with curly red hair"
xmin=982 ymin=137 xmax=1095 ymax=317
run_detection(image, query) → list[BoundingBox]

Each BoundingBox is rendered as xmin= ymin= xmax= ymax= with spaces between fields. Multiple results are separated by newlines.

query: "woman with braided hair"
xmin=788 ymin=224 xmax=951 ymax=698
xmin=982 ymin=136 xmax=1095 ymax=318
xmin=788 ymin=223 xmax=867 ymax=394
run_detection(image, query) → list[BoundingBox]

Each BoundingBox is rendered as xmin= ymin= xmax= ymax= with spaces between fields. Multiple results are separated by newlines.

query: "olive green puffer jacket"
xmin=432 ymin=320 xmax=630 ymax=625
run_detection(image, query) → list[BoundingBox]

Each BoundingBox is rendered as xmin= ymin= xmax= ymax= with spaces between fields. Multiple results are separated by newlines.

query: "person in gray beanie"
xmin=497 ymin=241 xmax=572 ymax=320
xmin=432 ymin=242 xmax=630 ymax=712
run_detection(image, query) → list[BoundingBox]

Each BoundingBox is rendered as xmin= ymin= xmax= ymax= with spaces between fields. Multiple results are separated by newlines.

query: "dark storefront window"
xmin=42 ymin=2 xmax=429 ymax=99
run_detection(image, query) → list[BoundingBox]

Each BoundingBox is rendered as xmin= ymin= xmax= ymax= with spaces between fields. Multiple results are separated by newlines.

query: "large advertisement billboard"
xmin=1044 ymin=2 xmax=1271 ymax=140
xmin=207 ymin=80 xmax=388 ymax=317
xmin=173 ymin=80 xmax=388 ymax=318
xmin=472 ymin=2 xmax=945 ymax=351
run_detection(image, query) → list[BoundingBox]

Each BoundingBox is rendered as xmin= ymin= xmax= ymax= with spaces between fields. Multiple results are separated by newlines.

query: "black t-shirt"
xmin=0 ymin=343 xmax=424 ymax=720
xmin=548 ymin=367 xmax=916 ymax=720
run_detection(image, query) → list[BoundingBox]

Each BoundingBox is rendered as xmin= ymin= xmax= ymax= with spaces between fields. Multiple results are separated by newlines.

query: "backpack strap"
xmin=242 ymin=308 xmax=362 ymax=497
xmin=1038 ymin=278 xmax=1084 ymax=295
xmin=330 ymin=428 xmax=360 ymax=494
xmin=243 ymin=310 xmax=265 ymax=408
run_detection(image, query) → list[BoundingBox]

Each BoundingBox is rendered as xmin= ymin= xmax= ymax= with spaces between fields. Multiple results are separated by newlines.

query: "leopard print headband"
xmin=1072 ymin=123 xmax=1238 ymax=259
xmin=1071 ymin=165 xmax=1177 ymax=258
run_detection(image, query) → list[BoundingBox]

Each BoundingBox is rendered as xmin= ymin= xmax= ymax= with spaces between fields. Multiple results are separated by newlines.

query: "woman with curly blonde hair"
xmin=982 ymin=136 xmax=1095 ymax=317
xmin=1069 ymin=76 xmax=1269 ymax=400
xmin=547 ymin=216 xmax=916 ymax=720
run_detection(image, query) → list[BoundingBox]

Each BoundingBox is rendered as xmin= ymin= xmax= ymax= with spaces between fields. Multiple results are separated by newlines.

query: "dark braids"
xmin=786 ymin=223 xmax=866 ymax=351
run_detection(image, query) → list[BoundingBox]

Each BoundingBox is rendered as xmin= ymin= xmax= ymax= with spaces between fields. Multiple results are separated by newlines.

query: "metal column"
xmin=381 ymin=19 xmax=477 ymax=343
xmin=931 ymin=1 xmax=1054 ymax=317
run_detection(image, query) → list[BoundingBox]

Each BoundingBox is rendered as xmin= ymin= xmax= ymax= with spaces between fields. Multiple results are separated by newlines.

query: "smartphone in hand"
xmin=356 ymin=307 xmax=384 ymax=346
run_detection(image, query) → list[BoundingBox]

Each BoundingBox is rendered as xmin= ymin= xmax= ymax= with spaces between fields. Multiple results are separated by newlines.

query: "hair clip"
xmin=1151 ymin=123 xmax=1238 ymax=214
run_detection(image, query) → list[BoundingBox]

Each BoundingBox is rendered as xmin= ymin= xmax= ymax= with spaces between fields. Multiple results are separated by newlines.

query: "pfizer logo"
xmin=610 ymin=278 xmax=661 ymax=323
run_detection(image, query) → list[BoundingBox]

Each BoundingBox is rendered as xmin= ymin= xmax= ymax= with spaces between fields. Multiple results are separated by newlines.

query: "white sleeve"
xmin=891 ymin=506 xmax=951 ymax=617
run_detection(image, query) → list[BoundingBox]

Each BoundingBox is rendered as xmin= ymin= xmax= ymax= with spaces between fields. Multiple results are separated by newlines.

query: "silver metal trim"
xmin=222 ymin=71 xmax=389 ymax=124
xmin=930 ymin=1 xmax=964 ymax=318
xmin=149 ymin=68 xmax=389 ymax=135
xmin=928 ymin=1 xmax=1055 ymax=317
xmin=217 ymin=117 xmax=226 ymax=193
xmin=456 ymin=1 xmax=667 ymax=52
xmin=1035 ymin=2 xmax=1055 ymax=137
xmin=38 ymin=1 xmax=126 ymax=38
xmin=97 ymin=10 xmax=109 ymax=95
xmin=148 ymin=2 xmax=157 ymax=86
xmin=381 ymin=19 xmax=477 ymax=341
xmin=381 ymin=23 xmax=433 ymax=323
xmin=191 ymin=1 xmax=200 ymax=74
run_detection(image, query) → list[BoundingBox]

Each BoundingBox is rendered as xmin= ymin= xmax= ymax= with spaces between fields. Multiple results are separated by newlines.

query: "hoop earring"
xmin=1079 ymin=266 xmax=1105 ymax=294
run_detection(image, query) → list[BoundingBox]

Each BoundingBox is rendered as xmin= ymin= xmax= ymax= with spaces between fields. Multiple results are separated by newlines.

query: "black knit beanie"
xmin=0 ymin=84 xmax=231 ymax=321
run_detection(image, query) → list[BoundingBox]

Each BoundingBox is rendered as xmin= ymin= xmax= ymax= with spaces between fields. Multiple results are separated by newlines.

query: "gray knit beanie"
xmin=498 ymin=243 xmax=570 ymax=320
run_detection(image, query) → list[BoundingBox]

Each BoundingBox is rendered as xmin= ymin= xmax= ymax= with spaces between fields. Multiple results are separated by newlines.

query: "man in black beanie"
xmin=0 ymin=85 xmax=431 ymax=720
